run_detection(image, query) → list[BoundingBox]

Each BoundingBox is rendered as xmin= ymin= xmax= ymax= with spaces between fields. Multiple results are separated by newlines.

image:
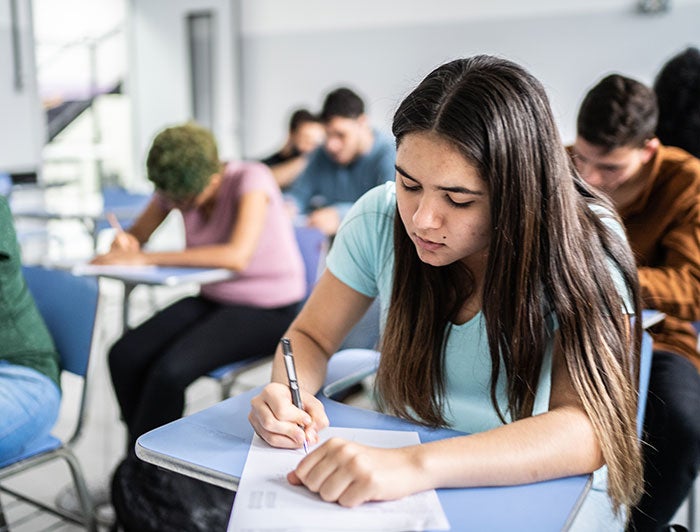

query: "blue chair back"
xmin=22 ymin=266 xmax=99 ymax=378
xmin=102 ymin=186 xmax=152 ymax=212
xmin=293 ymin=226 xmax=327 ymax=299
xmin=96 ymin=186 xmax=152 ymax=232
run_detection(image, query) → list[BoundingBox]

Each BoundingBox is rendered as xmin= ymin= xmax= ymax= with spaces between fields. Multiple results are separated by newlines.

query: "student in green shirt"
xmin=0 ymin=196 xmax=61 ymax=459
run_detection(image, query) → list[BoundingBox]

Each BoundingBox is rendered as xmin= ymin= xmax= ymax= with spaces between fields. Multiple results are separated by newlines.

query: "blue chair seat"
xmin=0 ymin=435 xmax=61 ymax=469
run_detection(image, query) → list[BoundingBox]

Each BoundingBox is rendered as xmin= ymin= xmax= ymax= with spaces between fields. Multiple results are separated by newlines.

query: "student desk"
xmin=73 ymin=265 xmax=234 ymax=332
xmin=134 ymin=311 xmax=665 ymax=530
xmin=642 ymin=309 xmax=665 ymax=329
xmin=136 ymin=387 xmax=591 ymax=531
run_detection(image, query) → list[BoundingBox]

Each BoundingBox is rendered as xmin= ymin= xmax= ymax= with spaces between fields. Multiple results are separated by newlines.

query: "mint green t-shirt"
xmin=326 ymin=182 xmax=632 ymax=434
xmin=0 ymin=197 xmax=60 ymax=388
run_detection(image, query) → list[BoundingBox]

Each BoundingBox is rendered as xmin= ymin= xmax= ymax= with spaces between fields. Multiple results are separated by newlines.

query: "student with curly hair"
xmin=97 ymin=122 xmax=305 ymax=447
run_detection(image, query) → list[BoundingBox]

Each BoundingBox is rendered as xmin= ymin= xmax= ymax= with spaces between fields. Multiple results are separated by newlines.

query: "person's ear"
xmin=641 ymin=138 xmax=660 ymax=164
xmin=356 ymin=114 xmax=368 ymax=128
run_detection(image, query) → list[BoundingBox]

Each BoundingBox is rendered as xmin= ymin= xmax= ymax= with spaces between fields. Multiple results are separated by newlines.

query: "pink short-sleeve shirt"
xmin=157 ymin=161 xmax=305 ymax=308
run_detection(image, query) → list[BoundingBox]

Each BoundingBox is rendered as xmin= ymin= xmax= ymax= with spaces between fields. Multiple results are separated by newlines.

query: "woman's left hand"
xmin=90 ymin=250 xmax=148 ymax=265
xmin=288 ymin=437 xmax=425 ymax=507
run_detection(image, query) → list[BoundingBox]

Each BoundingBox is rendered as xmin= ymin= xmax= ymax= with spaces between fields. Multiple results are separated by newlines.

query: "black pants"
xmin=630 ymin=350 xmax=700 ymax=532
xmin=109 ymin=296 xmax=298 ymax=447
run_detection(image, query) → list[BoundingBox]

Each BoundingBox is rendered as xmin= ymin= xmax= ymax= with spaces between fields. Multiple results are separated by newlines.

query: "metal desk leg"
xmin=0 ymin=495 xmax=7 ymax=531
xmin=122 ymin=282 xmax=136 ymax=334
xmin=688 ymin=481 xmax=696 ymax=532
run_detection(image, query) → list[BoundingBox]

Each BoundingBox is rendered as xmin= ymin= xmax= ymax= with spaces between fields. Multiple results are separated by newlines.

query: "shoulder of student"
xmin=656 ymin=145 xmax=700 ymax=192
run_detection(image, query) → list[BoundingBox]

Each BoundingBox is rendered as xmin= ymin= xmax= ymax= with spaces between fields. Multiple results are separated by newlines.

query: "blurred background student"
xmin=286 ymin=87 xmax=395 ymax=236
xmin=0 ymin=196 xmax=61 ymax=461
xmin=261 ymin=108 xmax=325 ymax=191
xmin=94 ymin=122 xmax=306 ymax=448
xmin=572 ymin=74 xmax=700 ymax=532
xmin=654 ymin=46 xmax=700 ymax=159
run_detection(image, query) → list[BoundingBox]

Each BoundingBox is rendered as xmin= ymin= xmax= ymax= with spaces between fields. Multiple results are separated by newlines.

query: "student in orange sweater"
xmin=573 ymin=74 xmax=700 ymax=532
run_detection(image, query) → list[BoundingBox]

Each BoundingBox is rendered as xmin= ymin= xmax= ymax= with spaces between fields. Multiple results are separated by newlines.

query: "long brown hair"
xmin=376 ymin=55 xmax=643 ymax=512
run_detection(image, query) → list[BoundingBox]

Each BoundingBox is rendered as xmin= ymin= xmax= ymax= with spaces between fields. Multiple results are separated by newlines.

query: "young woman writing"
xmin=248 ymin=56 xmax=643 ymax=528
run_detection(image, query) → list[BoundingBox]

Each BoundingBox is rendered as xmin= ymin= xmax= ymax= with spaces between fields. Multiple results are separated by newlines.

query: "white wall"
xmin=127 ymin=0 xmax=240 ymax=184
xmin=33 ymin=0 xmax=125 ymax=101
xmin=237 ymin=0 xmax=700 ymax=156
xmin=127 ymin=0 xmax=700 ymax=175
xmin=0 ymin=0 xmax=44 ymax=176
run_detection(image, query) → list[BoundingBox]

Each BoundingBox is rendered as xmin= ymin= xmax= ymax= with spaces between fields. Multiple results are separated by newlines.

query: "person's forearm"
xmin=140 ymin=244 xmax=251 ymax=271
xmin=413 ymin=406 xmax=603 ymax=491
xmin=638 ymin=265 xmax=700 ymax=320
xmin=123 ymin=197 xmax=168 ymax=244
xmin=270 ymin=157 xmax=307 ymax=188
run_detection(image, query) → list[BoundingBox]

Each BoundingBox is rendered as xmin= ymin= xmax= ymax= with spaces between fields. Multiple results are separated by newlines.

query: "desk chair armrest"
xmin=322 ymin=349 xmax=380 ymax=399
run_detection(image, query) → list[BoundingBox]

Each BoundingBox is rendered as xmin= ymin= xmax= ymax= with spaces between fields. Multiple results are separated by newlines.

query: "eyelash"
xmin=400 ymin=180 xmax=473 ymax=208
xmin=400 ymin=181 xmax=420 ymax=192
xmin=447 ymin=198 xmax=473 ymax=208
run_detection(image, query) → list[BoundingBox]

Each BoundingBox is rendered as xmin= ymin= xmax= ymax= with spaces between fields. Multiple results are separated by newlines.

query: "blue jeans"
xmin=0 ymin=361 xmax=61 ymax=460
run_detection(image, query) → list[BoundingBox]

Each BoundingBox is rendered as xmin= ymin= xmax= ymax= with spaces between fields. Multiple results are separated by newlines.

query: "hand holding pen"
xmin=281 ymin=337 xmax=309 ymax=454
xmin=107 ymin=212 xmax=140 ymax=253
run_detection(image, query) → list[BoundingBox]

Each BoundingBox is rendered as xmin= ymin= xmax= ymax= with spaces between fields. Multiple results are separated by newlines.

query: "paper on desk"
xmin=228 ymin=427 xmax=450 ymax=532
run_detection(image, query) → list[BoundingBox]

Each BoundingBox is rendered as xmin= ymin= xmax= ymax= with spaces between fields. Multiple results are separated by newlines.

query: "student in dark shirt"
xmin=261 ymin=108 xmax=324 ymax=191
xmin=286 ymin=88 xmax=396 ymax=236
xmin=654 ymin=46 xmax=700 ymax=158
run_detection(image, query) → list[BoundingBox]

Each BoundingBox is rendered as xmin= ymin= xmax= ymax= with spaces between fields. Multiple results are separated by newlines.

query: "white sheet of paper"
xmin=228 ymin=427 xmax=450 ymax=532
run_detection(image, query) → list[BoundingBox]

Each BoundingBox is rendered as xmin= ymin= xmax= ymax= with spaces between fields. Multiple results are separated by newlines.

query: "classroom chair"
xmin=688 ymin=483 xmax=697 ymax=532
xmin=638 ymin=330 xmax=653 ymax=438
xmin=0 ymin=266 xmax=99 ymax=532
xmin=322 ymin=348 xmax=380 ymax=399
xmin=207 ymin=226 xmax=328 ymax=399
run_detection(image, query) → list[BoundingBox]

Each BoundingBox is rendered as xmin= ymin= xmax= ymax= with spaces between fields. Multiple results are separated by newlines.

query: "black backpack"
xmin=111 ymin=452 xmax=235 ymax=532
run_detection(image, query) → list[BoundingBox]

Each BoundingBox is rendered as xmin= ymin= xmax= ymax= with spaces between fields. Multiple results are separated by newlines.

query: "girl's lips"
xmin=414 ymin=235 xmax=445 ymax=252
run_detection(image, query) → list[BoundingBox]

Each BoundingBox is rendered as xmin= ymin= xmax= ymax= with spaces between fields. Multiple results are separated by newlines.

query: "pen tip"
xmin=303 ymin=441 xmax=308 ymax=454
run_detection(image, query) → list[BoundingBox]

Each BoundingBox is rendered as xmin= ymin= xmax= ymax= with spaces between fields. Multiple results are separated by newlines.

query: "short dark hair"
xmin=577 ymin=74 xmax=658 ymax=151
xmin=320 ymin=87 xmax=365 ymax=122
xmin=654 ymin=47 xmax=700 ymax=158
xmin=288 ymin=108 xmax=320 ymax=133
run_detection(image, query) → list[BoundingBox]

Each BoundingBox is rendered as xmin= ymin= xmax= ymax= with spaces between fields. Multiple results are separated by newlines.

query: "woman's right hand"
xmin=110 ymin=231 xmax=141 ymax=253
xmin=249 ymin=382 xmax=329 ymax=449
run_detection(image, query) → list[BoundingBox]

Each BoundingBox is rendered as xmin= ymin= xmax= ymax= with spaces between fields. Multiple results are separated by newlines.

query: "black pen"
xmin=281 ymin=337 xmax=309 ymax=454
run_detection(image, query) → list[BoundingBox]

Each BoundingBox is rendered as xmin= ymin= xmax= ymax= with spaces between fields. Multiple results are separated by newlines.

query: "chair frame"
xmin=0 ymin=266 xmax=99 ymax=532
xmin=683 ymin=321 xmax=700 ymax=532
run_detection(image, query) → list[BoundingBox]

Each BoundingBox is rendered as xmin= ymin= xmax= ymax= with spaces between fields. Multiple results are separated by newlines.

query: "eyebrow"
xmin=395 ymin=165 xmax=485 ymax=195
